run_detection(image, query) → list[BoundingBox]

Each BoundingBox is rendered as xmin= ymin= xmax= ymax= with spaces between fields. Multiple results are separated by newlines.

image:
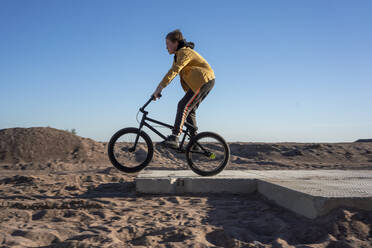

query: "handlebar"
xmin=140 ymin=93 xmax=162 ymax=112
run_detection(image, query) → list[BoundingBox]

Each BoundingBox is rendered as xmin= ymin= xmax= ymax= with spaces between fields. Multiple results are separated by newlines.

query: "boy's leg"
xmin=186 ymin=107 xmax=197 ymax=137
xmin=173 ymin=78 xmax=215 ymax=137
xmin=158 ymin=89 xmax=197 ymax=148
xmin=172 ymin=88 xmax=200 ymax=137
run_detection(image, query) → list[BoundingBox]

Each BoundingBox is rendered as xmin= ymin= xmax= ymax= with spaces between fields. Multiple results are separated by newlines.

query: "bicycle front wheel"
xmin=107 ymin=127 xmax=153 ymax=173
xmin=185 ymin=131 xmax=230 ymax=176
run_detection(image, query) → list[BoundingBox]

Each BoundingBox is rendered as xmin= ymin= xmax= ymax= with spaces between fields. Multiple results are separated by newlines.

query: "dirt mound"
xmin=0 ymin=127 xmax=108 ymax=164
xmin=227 ymin=142 xmax=372 ymax=170
xmin=1 ymin=126 xmax=372 ymax=171
xmin=356 ymin=139 xmax=372 ymax=142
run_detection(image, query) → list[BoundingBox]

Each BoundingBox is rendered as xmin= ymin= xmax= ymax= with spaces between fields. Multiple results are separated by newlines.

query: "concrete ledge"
xmin=257 ymin=175 xmax=372 ymax=218
xmin=136 ymin=169 xmax=372 ymax=219
xmin=136 ymin=170 xmax=260 ymax=194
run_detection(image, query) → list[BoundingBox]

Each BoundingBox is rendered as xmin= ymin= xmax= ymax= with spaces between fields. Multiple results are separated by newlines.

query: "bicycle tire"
xmin=107 ymin=127 xmax=154 ymax=173
xmin=185 ymin=131 xmax=230 ymax=176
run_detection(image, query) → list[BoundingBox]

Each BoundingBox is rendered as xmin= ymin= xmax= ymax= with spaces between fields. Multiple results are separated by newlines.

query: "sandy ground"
xmin=0 ymin=165 xmax=371 ymax=248
xmin=0 ymin=127 xmax=371 ymax=247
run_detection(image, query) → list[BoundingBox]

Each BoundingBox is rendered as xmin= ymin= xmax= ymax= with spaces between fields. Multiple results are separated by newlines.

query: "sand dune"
xmin=1 ymin=127 xmax=371 ymax=171
xmin=0 ymin=127 xmax=371 ymax=247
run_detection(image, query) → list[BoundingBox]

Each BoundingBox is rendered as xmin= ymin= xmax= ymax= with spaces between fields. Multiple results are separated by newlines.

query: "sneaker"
xmin=157 ymin=134 xmax=179 ymax=149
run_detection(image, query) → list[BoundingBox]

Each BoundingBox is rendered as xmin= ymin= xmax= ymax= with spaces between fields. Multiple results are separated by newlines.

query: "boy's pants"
xmin=172 ymin=78 xmax=215 ymax=137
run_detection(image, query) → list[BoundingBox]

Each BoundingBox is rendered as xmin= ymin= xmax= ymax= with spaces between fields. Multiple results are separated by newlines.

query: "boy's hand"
xmin=152 ymin=85 xmax=163 ymax=100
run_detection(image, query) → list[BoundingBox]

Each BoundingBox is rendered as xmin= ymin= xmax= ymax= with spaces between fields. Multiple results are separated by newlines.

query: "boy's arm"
xmin=158 ymin=50 xmax=192 ymax=89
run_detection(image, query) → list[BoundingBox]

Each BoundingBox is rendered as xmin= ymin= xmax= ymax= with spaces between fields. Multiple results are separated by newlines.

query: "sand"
xmin=0 ymin=127 xmax=371 ymax=247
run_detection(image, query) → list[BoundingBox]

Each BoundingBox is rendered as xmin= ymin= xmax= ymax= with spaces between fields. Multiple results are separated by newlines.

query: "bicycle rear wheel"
xmin=107 ymin=127 xmax=153 ymax=173
xmin=185 ymin=131 xmax=230 ymax=176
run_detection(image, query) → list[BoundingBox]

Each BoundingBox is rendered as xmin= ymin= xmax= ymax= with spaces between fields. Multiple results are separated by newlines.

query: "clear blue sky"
xmin=1 ymin=0 xmax=371 ymax=143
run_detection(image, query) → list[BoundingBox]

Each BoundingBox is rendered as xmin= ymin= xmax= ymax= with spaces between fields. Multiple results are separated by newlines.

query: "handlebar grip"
xmin=152 ymin=93 xmax=162 ymax=100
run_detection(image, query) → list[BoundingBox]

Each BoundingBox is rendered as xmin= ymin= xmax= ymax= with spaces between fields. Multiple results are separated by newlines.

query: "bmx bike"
xmin=107 ymin=94 xmax=230 ymax=176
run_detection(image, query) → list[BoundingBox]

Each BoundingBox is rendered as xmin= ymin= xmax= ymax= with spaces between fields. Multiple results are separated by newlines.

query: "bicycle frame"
xmin=132 ymin=95 xmax=197 ymax=152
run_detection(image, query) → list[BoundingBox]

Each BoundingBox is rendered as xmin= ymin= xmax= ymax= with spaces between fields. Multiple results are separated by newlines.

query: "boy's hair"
xmin=166 ymin=29 xmax=195 ymax=49
xmin=166 ymin=29 xmax=184 ymax=43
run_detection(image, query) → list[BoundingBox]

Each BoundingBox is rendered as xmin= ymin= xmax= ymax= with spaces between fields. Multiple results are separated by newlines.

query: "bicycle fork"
xmin=130 ymin=111 xmax=147 ymax=152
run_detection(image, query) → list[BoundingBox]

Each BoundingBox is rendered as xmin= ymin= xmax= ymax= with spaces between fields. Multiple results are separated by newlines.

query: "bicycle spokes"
xmin=189 ymin=136 xmax=226 ymax=172
xmin=113 ymin=133 xmax=149 ymax=168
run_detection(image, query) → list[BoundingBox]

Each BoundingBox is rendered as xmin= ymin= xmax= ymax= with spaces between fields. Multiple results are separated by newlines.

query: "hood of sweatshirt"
xmin=174 ymin=39 xmax=194 ymax=62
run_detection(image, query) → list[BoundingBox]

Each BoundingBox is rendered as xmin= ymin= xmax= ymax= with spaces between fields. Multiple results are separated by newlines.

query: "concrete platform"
xmin=136 ymin=169 xmax=372 ymax=219
xmin=136 ymin=170 xmax=261 ymax=194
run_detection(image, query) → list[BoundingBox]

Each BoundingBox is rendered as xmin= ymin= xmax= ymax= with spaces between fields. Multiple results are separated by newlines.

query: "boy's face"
xmin=166 ymin=38 xmax=178 ymax=54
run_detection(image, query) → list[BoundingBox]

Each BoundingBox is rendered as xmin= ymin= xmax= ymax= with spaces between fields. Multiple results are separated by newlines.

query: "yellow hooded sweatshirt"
xmin=158 ymin=46 xmax=215 ymax=93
